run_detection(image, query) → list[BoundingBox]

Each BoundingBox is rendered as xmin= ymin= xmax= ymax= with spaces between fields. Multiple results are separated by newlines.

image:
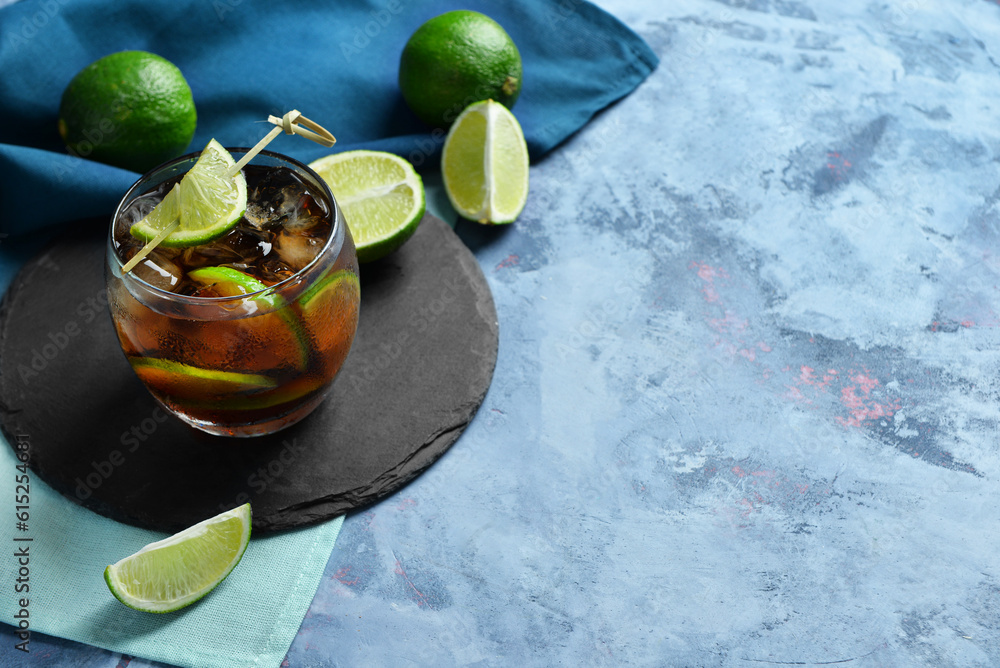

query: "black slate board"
xmin=0 ymin=214 xmax=498 ymax=532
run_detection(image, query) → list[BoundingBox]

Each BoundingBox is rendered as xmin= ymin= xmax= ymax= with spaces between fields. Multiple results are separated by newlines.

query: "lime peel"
xmin=104 ymin=503 xmax=252 ymax=614
xmin=58 ymin=51 xmax=196 ymax=173
xmin=442 ymin=99 xmax=529 ymax=225
xmin=398 ymin=10 xmax=522 ymax=128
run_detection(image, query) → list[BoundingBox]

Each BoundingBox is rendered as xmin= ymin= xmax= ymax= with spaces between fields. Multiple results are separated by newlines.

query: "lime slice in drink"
xmin=130 ymin=357 xmax=276 ymax=399
xmin=300 ymin=269 xmax=361 ymax=360
xmin=132 ymin=357 xmax=323 ymax=412
xmin=104 ymin=503 xmax=252 ymax=613
xmin=441 ymin=99 xmax=529 ymax=224
xmin=130 ymin=139 xmax=247 ymax=248
xmin=300 ymin=268 xmax=360 ymax=313
xmin=187 ymin=375 xmax=328 ymax=412
xmin=309 ymin=150 xmax=425 ymax=263
xmin=187 ymin=266 xmax=309 ymax=369
xmin=188 ymin=266 xmax=278 ymax=305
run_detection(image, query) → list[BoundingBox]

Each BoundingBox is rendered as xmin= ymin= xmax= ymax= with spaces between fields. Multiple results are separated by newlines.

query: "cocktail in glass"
xmin=106 ymin=147 xmax=360 ymax=437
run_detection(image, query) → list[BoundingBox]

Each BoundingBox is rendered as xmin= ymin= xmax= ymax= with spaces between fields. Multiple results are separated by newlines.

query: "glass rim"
xmin=108 ymin=146 xmax=342 ymax=305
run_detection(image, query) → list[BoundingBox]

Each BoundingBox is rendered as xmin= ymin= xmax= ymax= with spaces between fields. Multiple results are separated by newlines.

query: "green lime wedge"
xmin=130 ymin=357 xmax=276 ymax=399
xmin=130 ymin=139 xmax=247 ymax=248
xmin=441 ymin=99 xmax=529 ymax=224
xmin=309 ymin=150 xmax=425 ymax=263
xmin=187 ymin=266 xmax=309 ymax=370
xmin=104 ymin=503 xmax=251 ymax=613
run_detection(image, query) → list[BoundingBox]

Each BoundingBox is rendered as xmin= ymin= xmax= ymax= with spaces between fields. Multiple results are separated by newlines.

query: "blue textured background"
xmin=5 ymin=0 xmax=1000 ymax=665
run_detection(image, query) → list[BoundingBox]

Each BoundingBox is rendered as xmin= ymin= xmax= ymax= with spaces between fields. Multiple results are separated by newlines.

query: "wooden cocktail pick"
xmin=121 ymin=110 xmax=336 ymax=275
xmin=120 ymin=183 xmax=181 ymax=274
xmin=228 ymin=110 xmax=335 ymax=178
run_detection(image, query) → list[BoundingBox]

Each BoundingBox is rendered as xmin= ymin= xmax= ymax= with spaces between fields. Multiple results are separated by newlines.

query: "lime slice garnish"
xmin=186 ymin=266 xmax=309 ymax=370
xmin=309 ymin=150 xmax=425 ymax=263
xmin=104 ymin=503 xmax=252 ymax=613
xmin=441 ymin=99 xmax=529 ymax=224
xmin=130 ymin=139 xmax=247 ymax=248
xmin=130 ymin=357 xmax=277 ymax=399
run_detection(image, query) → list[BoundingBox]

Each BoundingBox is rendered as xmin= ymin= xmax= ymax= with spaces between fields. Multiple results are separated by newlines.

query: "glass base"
xmin=157 ymin=392 xmax=331 ymax=438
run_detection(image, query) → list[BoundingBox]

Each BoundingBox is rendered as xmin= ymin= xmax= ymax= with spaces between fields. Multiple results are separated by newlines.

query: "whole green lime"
xmin=399 ymin=10 xmax=522 ymax=128
xmin=58 ymin=51 xmax=197 ymax=173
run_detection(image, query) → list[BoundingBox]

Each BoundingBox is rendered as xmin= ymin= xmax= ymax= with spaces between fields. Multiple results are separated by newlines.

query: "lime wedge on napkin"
xmin=104 ymin=503 xmax=252 ymax=613
xmin=309 ymin=150 xmax=425 ymax=263
xmin=442 ymin=99 xmax=529 ymax=224
xmin=130 ymin=139 xmax=247 ymax=248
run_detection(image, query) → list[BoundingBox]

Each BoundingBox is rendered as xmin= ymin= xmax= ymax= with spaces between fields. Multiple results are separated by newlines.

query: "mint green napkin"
xmin=0 ymin=432 xmax=343 ymax=667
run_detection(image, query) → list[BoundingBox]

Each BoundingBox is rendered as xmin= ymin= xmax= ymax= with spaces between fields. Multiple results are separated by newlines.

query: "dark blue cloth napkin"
xmin=0 ymin=0 xmax=657 ymax=236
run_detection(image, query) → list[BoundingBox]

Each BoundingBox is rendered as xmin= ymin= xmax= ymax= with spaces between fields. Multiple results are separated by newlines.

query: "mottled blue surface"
xmin=6 ymin=0 xmax=1000 ymax=665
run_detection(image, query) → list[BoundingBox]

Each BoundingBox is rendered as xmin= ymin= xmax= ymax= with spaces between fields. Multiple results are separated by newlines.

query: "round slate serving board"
xmin=0 ymin=214 xmax=498 ymax=533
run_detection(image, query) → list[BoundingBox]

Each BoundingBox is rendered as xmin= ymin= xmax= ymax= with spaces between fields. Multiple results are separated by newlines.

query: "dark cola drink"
xmin=106 ymin=150 xmax=360 ymax=437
